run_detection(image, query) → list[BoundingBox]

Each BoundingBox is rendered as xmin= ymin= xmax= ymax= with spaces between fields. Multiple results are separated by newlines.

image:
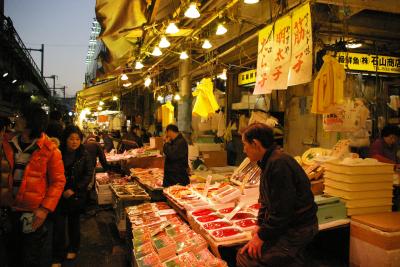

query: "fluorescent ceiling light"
xmin=144 ymin=76 xmax=152 ymax=87
xmin=345 ymin=43 xmax=362 ymax=49
xmin=216 ymin=24 xmax=227 ymax=35
xmin=244 ymin=0 xmax=259 ymax=4
xmin=185 ymin=3 xmax=200 ymax=19
xmin=180 ymin=51 xmax=189 ymax=60
xmin=202 ymin=39 xmax=212 ymax=49
xmin=159 ymin=36 xmax=170 ymax=48
xmin=152 ymin=46 xmax=163 ymax=56
xmin=121 ymin=73 xmax=128 ymax=80
xmin=135 ymin=61 xmax=144 ymax=69
xmin=3 ymin=72 xmax=8 ymax=77
xmin=166 ymin=22 xmax=180 ymax=34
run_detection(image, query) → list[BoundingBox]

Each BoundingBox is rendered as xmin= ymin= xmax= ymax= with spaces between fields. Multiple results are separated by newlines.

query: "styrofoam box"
xmin=324 ymin=186 xmax=392 ymax=200
xmin=323 ymin=161 xmax=394 ymax=175
xmin=324 ymin=178 xmax=393 ymax=191
xmin=209 ymin=227 xmax=247 ymax=242
xmin=95 ymin=181 xmax=111 ymax=194
xmin=97 ymin=192 xmax=112 ymax=205
xmin=324 ymin=171 xmax=393 ymax=184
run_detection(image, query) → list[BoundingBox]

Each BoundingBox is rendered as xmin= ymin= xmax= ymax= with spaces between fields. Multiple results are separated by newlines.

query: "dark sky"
xmin=5 ymin=0 xmax=96 ymax=97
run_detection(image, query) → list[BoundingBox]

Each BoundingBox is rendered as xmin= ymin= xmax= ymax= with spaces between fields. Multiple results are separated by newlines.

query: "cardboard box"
xmin=150 ymin=137 xmax=163 ymax=153
xmin=202 ymin=150 xmax=227 ymax=167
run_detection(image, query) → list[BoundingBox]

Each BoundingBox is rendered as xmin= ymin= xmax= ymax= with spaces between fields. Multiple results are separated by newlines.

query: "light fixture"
xmin=174 ymin=93 xmax=181 ymax=101
xmin=152 ymin=46 xmax=163 ymax=57
xmin=345 ymin=42 xmax=362 ymax=49
xmin=166 ymin=22 xmax=180 ymax=35
xmin=244 ymin=0 xmax=259 ymax=4
xmin=97 ymin=106 xmax=103 ymax=111
xmin=202 ymin=39 xmax=212 ymax=49
xmin=123 ymin=82 xmax=132 ymax=87
xmin=99 ymin=100 xmax=105 ymax=106
xmin=216 ymin=23 xmax=227 ymax=35
xmin=68 ymin=111 xmax=73 ymax=116
xmin=3 ymin=72 xmax=8 ymax=77
xmin=120 ymin=73 xmax=128 ymax=80
xmin=159 ymin=36 xmax=170 ymax=48
xmin=217 ymin=69 xmax=227 ymax=80
xmin=180 ymin=51 xmax=189 ymax=60
xmin=12 ymin=79 xmax=17 ymax=84
xmin=135 ymin=61 xmax=144 ymax=69
xmin=144 ymin=76 xmax=152 ymax=87
xmin=157 ymin=95 xmax=164 ymax=102
xmin=112 ymin=96 xmax=118 ymax=101
xmin=185 ymin=3 xmax=200 ymax=19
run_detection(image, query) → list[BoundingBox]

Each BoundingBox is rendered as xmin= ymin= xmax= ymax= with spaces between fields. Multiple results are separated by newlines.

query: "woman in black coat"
xmin=52 ymin=126 xmax=94 ymax=265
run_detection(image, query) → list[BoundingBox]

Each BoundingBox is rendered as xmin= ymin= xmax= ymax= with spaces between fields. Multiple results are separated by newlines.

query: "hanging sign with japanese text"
xmin=336 ymin=52 xmax=400 ymax=74
xmin=267 ymin=14 xmax=292 ymax=91
xmin=254 ymin=24 xmax=274 ymax=94
xmin=288 ymin=3 xmax=312 ymax=86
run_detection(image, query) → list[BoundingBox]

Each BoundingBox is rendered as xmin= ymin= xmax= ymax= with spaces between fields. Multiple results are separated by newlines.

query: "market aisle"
xmin=63 ymin=208 xmax=129 ymax=267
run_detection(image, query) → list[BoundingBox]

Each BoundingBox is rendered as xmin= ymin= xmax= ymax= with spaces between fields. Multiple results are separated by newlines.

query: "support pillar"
xmin=177 ymin=57 xmax=192 ymax=137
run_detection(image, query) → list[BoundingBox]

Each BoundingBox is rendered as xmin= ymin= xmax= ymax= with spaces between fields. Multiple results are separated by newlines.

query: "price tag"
xmin=202 ymin=175 xmax=213 ymax=197
xmin=225 ymin=201 xmax=245 ymax=221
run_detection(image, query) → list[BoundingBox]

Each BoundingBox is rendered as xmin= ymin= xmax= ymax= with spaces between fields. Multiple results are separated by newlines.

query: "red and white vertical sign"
xmin=288 ymin=3 xmax=312 ymax=86
xmin=254 ymin=25 xmax=274 ymax=95
xmin=267 ymin=14 xmax=292 ymax=91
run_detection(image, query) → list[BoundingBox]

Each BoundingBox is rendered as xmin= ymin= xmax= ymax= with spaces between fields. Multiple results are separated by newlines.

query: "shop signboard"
xmin=254 ymin=24 xmax=274 ymax=94
xmin=238 ymin=69 xmax=257 ymax=86
xmin=336 ymin=52 xmax=400 ymax=74
xmin=267 ymin=14 xmax=292 ymax=91
xmin=288 ymin=3 xmax=312 ymax=86
xmin=253 ymin=2 xmax=312 ymax=94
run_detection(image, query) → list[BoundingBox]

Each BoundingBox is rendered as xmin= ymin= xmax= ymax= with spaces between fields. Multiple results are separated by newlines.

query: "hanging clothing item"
xmin=161 ymin=101 xmax=174 ymax=128
xmin=311 ymin=55 xmax=346 ymax=114
xmin=192 ymin=78 xmax=220 ymax=118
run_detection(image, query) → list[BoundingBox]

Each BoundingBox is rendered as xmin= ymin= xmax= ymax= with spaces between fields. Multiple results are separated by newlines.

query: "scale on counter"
xmin=314 ymin=194 xmax=347 ymax=224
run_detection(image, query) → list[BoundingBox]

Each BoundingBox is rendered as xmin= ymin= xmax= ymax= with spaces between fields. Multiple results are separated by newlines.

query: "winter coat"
xmin=163 ymin=133 xmax=189 ymax=187
xmin=0 ymin=133 xmax=66 ymax=212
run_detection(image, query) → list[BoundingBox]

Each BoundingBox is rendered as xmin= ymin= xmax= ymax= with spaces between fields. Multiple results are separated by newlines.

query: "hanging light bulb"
xmin=244 ymin=0 xmax=259 ymax=4
xmin=157 ymin=95 xmax=164 ymax=102
xmin=159 ymin=36 xmax=170 ymax=48
xmin=144 ymin=76 xmax=152 ymax=87
xmin=112 ymin=96 xmax=118 ymax=101
xmin=174 ymin=93 xmax=181 ymax=101
xmin=216 ymin=23 xmax=227 ymax=35
xmin=99 ymin=100 xmax=104 ymax=106
xmin=217 ymin=69 xmax=227 ymax=80
xmin=180 ymin=51 xmax=189 ymax=60
xmin=3 ymin=72 xmax=8 ymax=77
xmin=120 ymin=73 xmax=128 ymax=80
xmin=97 ymin=106 xmax=103 ymax=111
xmin=135 ymin=61 xmax=144 ymax=70
xmin=202 ymin=39 xmax=212 ymax=49
xmin=12 ymin=79 xmax=17 ymax=84
xmin=152 ymin=46 xmax=163 ymax=57
xmin=166 ymin=22 xmax=180 ymax=34
xmin=184 ymin=3 xmax=200 ymax=18
xmin=123 ymin=82 xmax=132 ymax=87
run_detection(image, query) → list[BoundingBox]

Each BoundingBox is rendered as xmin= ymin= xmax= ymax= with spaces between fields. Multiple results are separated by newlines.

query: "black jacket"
xmin=257 ymin=147 xmax=317 ymax=243
xmin=84 ymin=141 xmax=109 ymax=171
xmin=163 ymin=133 xmax=189 ymax=187
xmin=62 ymin=145 xmax=94 ymax=196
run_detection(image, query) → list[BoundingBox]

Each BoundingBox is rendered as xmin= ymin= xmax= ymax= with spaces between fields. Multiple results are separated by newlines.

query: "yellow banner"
xmin=238 ymin=69 xmax=257 ymax=86
xmin=336 ymin=52 xmax=400 ymax=74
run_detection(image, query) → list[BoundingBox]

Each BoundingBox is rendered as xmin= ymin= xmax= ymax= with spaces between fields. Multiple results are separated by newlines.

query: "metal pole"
xmin=178 ymin=55 xmax=192 ymax=135
xmin=52 ymin=76 xmax=55 ymax=97
xmin=40 ymin=44 xmax=44 ymax=78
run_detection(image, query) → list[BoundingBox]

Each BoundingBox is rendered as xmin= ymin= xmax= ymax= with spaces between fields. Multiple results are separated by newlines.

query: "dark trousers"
xmin=236 ymin=223 xmax=318 ymax=267
xmin=2 ymin=211 xmax=49 ymax=267
xmin=52 ymin=208 xmax=81 ymax=262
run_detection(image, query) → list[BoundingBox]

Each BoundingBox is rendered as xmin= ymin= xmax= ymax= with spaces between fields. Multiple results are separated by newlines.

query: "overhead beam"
xmin=315 ymin=0 xmax=400 ymax=14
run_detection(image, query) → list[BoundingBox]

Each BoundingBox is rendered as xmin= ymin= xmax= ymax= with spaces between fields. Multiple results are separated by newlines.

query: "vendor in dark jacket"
xmin=237 ymin=123 xmax=318 ymax=267
xmin=52 ymin=125 xmax=95 ymax=264
xmin=163 ymin=124 xmax=189 ymax=187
